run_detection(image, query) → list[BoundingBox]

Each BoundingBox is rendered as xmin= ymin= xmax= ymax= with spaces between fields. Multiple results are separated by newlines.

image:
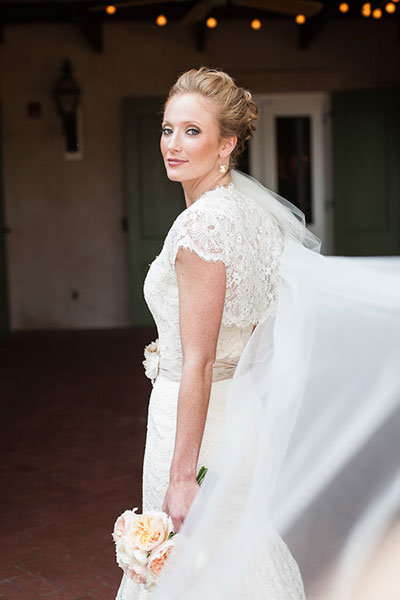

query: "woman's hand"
xmin=162 ymin=477 xmax=200 ymax=533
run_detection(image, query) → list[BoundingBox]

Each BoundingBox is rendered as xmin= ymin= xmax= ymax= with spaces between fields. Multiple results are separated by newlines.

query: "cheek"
xmin=188 ymin=136 xmax=219 ymax=162
xmin=160 ymin=137 xmax=167 ymax=156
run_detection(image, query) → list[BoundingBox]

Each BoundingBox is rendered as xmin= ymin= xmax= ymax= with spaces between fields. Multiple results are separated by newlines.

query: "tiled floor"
xmin=0 ymin=327 xmax=156 ymax=600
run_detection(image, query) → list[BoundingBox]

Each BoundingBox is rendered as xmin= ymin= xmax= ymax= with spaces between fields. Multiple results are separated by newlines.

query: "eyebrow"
xmin=162 ymin=120 xmax=201 ymax=126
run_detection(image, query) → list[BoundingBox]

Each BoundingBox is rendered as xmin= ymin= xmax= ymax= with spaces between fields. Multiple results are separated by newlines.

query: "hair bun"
xmin=166 ymin=67 xmax=258 ymax=168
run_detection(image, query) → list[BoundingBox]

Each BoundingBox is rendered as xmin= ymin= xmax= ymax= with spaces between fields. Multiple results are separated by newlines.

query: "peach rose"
xmin=130 ymin=511 xmax=173 ymax=552
xmin=148 ymin=537 xmax=176 ymax=578
xmin=112 ymin=508 xmax=138 ymax=543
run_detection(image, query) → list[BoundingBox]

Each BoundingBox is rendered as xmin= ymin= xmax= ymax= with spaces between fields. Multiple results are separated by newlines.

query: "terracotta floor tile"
xmin=0 ymin=566 xmax=22 ymax=583
xmin=0 ymin=579 xmax=21 ymax=596
xmin=12 ymin=554 xmax=70 ymax=582
xmin=0 ymin=328 xmax=155 ymax=600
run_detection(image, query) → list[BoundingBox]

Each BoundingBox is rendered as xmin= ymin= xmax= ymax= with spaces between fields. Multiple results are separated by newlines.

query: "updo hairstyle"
xmin=165 ymin=67 xmax=258 ymax=168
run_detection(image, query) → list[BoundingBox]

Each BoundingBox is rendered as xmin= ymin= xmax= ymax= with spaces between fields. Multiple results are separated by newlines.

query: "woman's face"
xmin=160 ymin=93 xmax=230 ymax=183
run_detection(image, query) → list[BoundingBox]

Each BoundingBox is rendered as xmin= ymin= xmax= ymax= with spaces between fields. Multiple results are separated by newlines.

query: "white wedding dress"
xmin=116 ymin=181 xmax=307 ymax=600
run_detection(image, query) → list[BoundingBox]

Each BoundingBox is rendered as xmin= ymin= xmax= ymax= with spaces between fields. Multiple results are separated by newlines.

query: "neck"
xmin=182 ymin=171 xmax=231 ymax=207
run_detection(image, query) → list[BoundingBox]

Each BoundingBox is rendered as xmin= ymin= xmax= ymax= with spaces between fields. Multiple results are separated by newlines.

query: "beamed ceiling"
xmin=0 ymin=1 xmax=398 ymax=52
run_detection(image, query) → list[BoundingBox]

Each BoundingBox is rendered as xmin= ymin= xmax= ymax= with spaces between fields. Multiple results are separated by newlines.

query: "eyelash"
xmin=161 ymin=127 xmax=200 ymax=136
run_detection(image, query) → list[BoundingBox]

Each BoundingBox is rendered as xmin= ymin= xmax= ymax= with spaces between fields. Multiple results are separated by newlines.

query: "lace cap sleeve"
xmin=166 ymin=187 xmax=285 ymax=328
xmin=168 ymin=200 xmax=231 ymax=267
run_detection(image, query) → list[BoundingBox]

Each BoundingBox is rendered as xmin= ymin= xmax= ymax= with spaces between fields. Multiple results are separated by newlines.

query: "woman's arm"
xmin=162 ymin=246 xmax=226 ymax=532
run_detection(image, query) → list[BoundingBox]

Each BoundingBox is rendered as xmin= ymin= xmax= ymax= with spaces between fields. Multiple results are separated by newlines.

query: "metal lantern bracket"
xmin=53 ymin=60 xmax=83 ymax=157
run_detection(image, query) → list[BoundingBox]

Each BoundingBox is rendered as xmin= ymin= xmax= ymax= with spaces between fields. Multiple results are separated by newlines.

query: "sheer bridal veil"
xmin=153 ymin=170 xmax=400 ymax=600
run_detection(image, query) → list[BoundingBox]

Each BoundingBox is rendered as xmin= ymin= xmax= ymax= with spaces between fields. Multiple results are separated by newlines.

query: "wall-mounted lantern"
xmin=53 ymin=60 xmax=82 ymax=154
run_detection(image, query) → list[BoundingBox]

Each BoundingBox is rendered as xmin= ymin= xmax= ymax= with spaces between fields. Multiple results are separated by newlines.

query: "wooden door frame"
xmin=251 ymin=93 xmax=333 ymax=254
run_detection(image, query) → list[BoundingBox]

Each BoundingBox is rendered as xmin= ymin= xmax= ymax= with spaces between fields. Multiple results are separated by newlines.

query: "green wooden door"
xmin=124 ymin=97 xmax=186 ymax=326
xmin=0 ymin=104 xmax=10 ymax=342
xmin=332 ymin=90 xmax=400 ymax=256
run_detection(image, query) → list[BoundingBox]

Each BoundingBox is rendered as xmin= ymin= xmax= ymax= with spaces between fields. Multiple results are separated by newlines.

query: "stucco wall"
xmin=1 ymin=17 xmax=399 ymax=329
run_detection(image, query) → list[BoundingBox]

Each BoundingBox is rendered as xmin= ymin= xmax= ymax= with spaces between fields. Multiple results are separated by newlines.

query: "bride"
xmin=116 ymin=67 xmax=400 ymax=600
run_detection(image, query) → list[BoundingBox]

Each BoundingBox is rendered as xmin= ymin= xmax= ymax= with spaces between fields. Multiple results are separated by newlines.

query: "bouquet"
xmin=112 ymin=466 xmax=208 ymax=590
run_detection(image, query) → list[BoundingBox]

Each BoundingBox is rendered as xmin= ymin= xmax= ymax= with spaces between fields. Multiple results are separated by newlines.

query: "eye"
xmin=161 ymin=126 xmax=173 ymax=135
xmin=186 ymin=127 xmax=200 ymax=136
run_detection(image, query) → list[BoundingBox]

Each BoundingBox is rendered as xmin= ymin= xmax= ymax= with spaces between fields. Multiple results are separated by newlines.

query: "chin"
xmin=164 ymin=166 xmax=193 ymax=183
xmin=165 ymin=169 xmax=183 ymax=182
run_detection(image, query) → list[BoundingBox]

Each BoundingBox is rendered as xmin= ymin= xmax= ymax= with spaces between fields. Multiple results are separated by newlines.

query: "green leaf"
xmin=196 ymin=465 xmax=208 ymax=486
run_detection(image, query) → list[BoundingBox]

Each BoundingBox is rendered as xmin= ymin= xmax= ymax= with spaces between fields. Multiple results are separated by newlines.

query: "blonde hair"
xmin=165 ymin=67 xmax=258 ymax=167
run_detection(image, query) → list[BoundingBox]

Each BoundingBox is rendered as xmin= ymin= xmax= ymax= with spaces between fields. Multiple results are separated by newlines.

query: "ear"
xmin=219 ymin=136 xmax=237 ymax=159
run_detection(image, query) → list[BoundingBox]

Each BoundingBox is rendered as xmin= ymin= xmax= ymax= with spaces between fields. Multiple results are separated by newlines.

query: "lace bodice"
xmin=143 ymin=181 xmax=284 ymax=360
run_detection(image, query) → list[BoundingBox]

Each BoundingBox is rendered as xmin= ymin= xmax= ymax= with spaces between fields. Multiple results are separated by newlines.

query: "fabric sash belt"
xmin=159 ymin=356 xmax=240 ymax=382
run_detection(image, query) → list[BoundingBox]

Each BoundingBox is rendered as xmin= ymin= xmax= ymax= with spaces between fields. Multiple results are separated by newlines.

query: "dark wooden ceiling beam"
xmin=397 ymin=13 xmax=400 ymax=44
xmin=192 ymin=21 xmax=206 ymax=51
xmin=81 ymin=14 xmax=103 ymax=52
xmin=297 ymin=8 xmax=328 ymax=50
xmin=0 ymin=3 xmax=80 ymax=23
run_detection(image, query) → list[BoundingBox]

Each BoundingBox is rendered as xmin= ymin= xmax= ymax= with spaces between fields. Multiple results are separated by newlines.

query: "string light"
xmin=156 ymin=14 xmax=167 ymax=26
xmin=361 ymin=2 xmax=371 ymax=16
xmin=106 ymin=4 xmax=116 ymax=14
xmin=251 ymin=18 xmax=262 ymax=30
xmin=385 ymin=2 xmax=396 ymax=12
xmin=147 ymin=1 xmax=398 ymax=31
xmin=372 ymin=7 xmax=382 ymax=17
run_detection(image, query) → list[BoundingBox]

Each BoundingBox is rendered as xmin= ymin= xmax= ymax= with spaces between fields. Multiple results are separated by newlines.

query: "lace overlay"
xmin=116 ymin=182 xmax=306 ymax=600
xmin=142 ymin=182 xmax=284 ymax=359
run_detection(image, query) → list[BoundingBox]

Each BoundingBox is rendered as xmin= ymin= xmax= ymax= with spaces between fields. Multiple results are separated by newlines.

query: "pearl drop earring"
xmin=219 ymin=164 xmax=228 ymax=174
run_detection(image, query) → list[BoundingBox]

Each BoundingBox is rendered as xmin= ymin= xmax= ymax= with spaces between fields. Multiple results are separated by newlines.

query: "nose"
xmin=168 ymin=131 xmax=182 ymax=153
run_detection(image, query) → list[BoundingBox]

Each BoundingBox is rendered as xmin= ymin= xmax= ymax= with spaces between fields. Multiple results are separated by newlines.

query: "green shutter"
xmin=332 ymin=89 xmax=400 ymax=256
xmin=123 ymin=97 xmax=186 ymax=326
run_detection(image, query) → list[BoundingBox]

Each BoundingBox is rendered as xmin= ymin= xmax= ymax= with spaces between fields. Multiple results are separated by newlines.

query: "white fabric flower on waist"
xmin=143 ymin=339 xmax=160 ymax=385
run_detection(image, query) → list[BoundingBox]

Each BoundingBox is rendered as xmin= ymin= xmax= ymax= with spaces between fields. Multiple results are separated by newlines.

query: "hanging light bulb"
xmin=339 ymin=2 xmax=349 ymax=13
xmin=295 ymin=14 xmax=306 ymax=24
xmin=385 ymin=2 xmax=396 ymax=12
xmin=206 ymin=16 xmax=217 ymax=28
xmin=361 ymin=2 xmax=371 ymax=16
xmin=156 ymin=14 xmax=167 ymax=26
xmin=372 ymin=7 xmax=383 ymax=17
xmin=106 ymin=4 xmax=116 ymax=14
xmin=251 ymin=18 xmax=262 ymax=30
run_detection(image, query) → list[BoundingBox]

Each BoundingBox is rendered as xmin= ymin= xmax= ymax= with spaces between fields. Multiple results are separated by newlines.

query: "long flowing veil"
xmin=152 ymin=170 xmax=400 ymax=600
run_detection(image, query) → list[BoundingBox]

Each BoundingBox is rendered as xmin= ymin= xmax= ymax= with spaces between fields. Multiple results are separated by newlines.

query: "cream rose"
xmin=115 ymin=537 xmax=132 ymax=571
xmin=116 ymin=541 xmax=149 ymax=574
xmin=142 ymin=339 xmax=160 ymax=383
xmin=130 ymin=510 xmax=173 ymax=552
xmin=112 ymin=508 xmax=138 ymax=543
xmin=133 ymin=549 xmax=148 ymax=567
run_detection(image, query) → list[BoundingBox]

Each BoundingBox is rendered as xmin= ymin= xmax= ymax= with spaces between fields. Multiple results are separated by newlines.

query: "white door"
xmin=250 ymin=93 xmax=333 ymax=254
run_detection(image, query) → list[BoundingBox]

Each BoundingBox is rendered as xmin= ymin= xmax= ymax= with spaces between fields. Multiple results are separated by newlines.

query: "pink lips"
xmin=167 ymin=159 xmax=187 ymax=167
